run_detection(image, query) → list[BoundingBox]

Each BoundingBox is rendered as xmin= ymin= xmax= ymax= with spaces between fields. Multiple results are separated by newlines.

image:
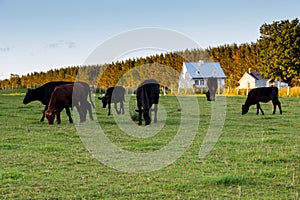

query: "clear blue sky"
xmin=0 ymin=0 xmax=299 ymax=79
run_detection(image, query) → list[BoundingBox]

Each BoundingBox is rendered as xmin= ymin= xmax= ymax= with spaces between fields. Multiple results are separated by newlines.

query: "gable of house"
xmin=238 ymin=72 xmax=269 ymax=89
xmin=238 ymin=73 xmax=256 ymax=89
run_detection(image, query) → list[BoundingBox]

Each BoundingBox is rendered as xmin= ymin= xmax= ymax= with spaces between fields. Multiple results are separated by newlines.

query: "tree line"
xmin=1 ymin=18 xmax=299 ymax=90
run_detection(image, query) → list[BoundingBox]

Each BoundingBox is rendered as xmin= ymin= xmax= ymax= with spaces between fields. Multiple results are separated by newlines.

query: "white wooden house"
xmin=237 ymin=71 xmax=267 ymax=89
xmin=178 ymin=61 xmax=226 ymax=89
xmin=237 ymin=69 xmax=288 ymax=89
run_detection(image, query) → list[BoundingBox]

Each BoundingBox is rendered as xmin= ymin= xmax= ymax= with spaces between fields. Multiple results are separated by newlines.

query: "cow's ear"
xmin=135 ymin=109 xmax=140 ymax=112
xmin=98 ymin=97 xmax=103 ymax=100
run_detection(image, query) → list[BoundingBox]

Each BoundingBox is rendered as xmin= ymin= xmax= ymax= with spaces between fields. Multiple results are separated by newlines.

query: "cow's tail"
xmin=88 ymin=90 xmax=95 ymax=108
xmin=122 ymin=90 xmax=126 ymax=102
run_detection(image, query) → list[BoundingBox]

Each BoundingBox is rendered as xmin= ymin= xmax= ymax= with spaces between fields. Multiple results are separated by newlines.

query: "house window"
xmin=195 ymin=80 xmax=205 ymax=86
xmin=200 ymin=80 xmax=205 ymax=86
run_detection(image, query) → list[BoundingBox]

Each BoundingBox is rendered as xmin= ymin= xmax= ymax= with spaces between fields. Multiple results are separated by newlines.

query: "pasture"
xmin=0 ymin=91 xmax=299 ymax=199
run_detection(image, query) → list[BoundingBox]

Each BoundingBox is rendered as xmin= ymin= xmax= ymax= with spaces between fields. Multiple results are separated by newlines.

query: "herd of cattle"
xmin=23 ymin=79 xmax=160 ymax=125
xmin=22 ymin=79 xmax=282 ymax=125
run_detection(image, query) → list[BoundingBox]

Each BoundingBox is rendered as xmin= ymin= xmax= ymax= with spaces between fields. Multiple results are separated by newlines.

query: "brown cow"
xmin=45 ymin=83 xmax=93 ymax=124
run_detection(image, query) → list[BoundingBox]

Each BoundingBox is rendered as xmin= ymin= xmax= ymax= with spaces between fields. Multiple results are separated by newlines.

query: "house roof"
xmin=238 ymin=72 xmax=268 ymax=84
xmin=249 ymin=72 xmax=265 ymax=80
xmin=184 ymin=62 xmax=226 ymax=79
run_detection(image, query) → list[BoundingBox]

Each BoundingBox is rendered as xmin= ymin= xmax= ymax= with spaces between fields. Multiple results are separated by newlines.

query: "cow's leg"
xmin=81 ymin=102 xmax=87 ymax=122
xmin=137 ymin=109 xmax=142 ymax=126
xmin=56 ymin=112 xmax=61 ymax=124
xmin=205 ymin=91 xmax=210 ymax=101
xmin=81 ymin=103 xmax=87 ymax=122
xmin=114 ymin=103 xmax=120 ymax=115
xmin=144 ymin=108 xmax=151 ymax=125
xmin=80 ymin=105 xmax=85 ymax=122
xmin=278 ymin=100 xmax=282 ymax=115
xmin=272 ymin=98 xmax=282 ymax=115
xmin=212 ymin=92 xmax=216 ymax=101
xmin=108 ymin=103 xmax=111 ymax=115
xmin=40 ymin=113 xmax=45 ymax=122
xmin=86 ymin=102 xmax=93 ymax=120
xmin=259 ymin=104 xmax=264 ymax=115
xmin=41 ymin=105 xmax=47 ymax=122
xmin=256 ymin=104 xmax=259 ymax=115
xmin=65 ymin=107 xmax=73 ymax=123
xmin=153 ymin=104 xmax=158 ymax=123
xmin=74 ymin=104 xmax=84 ymax=123
xmin=256 ymin=103 xmax=264 ymax=115
xmin=120 ymin=101 xmax=124 ymax=114
xmin=135 ymin=102 xmax=143 ymax=125
xmin=272 ymin=99 xmax=277 ymax=114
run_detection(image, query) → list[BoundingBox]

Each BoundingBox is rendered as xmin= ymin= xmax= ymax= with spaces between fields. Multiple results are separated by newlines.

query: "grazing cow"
xmin=135 ymin=79 xmax=160 ymax=125
xmin=45 ymin=83 xmax=93 ymax=124
xmin=242 ymin=87 xmax=282 ymax=115
xmin=98 ymin=86 xmax=125 ymax=115
xmin=205 ymin=77 xmax=218 ymax=101
xmin=23 ymin=81 xmax=94 ymax=122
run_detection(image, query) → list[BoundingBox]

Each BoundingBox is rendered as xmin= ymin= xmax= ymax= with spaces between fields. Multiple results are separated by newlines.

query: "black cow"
xmin=98 ymin=86 xmax=125 ymax=115
xmin=205 ymin=77 xmax=218 ymax=101
xmin=135 ymin=79 xmax=160 ymax=125
xmin=23 ymin=81 xmax=94 ymax=122
xmin=242 ymin=87 xmax=282 ymax=115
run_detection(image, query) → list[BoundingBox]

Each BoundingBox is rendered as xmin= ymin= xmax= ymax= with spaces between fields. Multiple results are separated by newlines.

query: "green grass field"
xmin=0 ymin=91 xmax=299 ymax=199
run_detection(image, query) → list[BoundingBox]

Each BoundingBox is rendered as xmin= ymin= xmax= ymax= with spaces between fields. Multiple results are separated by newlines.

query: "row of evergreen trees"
xmin=0 ymin=47 xmax=246 ymax=89
xmin=1 ymin=18 xmax=299 ymax=89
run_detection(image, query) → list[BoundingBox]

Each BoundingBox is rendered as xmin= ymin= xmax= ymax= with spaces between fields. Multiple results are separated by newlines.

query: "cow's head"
xmin=205 ymin=91 xmax=211 ymax=101
xmin=98 ymin=96 xmax=109 ymax=108
xmin=23 ymin=89 xmax=33 ymax=104
xmin=242 ymin=104 xmax=249 ymax=115
xmin=45 ymin=109 xmax=58 ymax=125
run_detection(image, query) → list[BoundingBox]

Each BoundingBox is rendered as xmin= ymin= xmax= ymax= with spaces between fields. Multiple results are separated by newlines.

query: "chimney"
xmin=248 ymin=68 xmax=251 ymax=73
xmin=199 ymin=60 xmax=204 ymax=65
